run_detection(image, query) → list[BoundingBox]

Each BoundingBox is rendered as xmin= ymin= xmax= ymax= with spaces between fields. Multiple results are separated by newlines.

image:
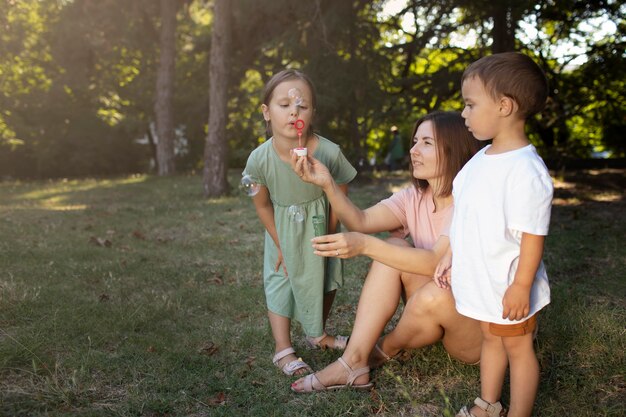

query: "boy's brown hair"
xmin=461 ymin=52 xmax=548 ymax=119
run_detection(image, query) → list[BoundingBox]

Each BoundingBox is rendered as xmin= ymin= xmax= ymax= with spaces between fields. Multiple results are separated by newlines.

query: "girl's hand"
xmin=433 ymin=251 xmax=452 ymax=290
xmin=291 ymin=153 xmax=333 ymax=189
xmin=502 ymin=282 xmax=531 ymax=321
xmin=311 ymin=232 xmax=365 ymax=258
xmin=275 ymin=248 xmax=288 ymax=278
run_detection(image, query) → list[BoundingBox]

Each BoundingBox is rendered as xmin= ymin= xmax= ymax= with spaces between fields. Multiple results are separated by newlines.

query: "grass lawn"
xmin=1 ymin=168 xmax=624 ymax=416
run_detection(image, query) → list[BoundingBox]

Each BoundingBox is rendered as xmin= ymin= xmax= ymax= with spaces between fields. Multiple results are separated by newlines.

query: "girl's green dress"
xmin=243 ymin=136 xmax=357 ymax=337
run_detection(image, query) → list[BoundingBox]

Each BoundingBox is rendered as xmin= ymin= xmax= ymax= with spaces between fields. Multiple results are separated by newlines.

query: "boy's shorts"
xmin=489 ymin=314 xmax=537 ymax=337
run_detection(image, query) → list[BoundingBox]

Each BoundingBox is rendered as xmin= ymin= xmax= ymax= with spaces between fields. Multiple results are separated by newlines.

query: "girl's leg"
xmin=469 ymin=321 xmax=508 ymax=417
xmin=268 ymin=311 xmax=308 ymax=376
xmin=323 ymin=289 xmax=336 ymax=326
xmin=502 ymin=333 xmax=538 ymax=417
xmin=292 ymin=256 xmax=405 ymax=389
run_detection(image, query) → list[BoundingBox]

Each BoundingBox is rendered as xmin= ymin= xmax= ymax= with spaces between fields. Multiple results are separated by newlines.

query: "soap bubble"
xmin=240 ymin=174 xmax=260 ymax=197
xmin=288 ymin=204 xmax=305 ymax=223
xmin=288 ymin=87 xmax=304 ymax=107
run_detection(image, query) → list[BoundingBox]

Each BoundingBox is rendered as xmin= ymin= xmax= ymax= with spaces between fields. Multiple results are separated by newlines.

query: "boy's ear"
xmin=499 ymin=96 xmax=518 ymax=117
xmin=261 ymin=104 xmax=270 ymax=121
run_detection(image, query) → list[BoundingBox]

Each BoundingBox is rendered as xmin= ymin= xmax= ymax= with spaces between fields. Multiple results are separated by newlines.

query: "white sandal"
xmin=272 ymin=347 xmax=312 ymax=376
xmin=291 ymin=357 xmax=373 ymax=393
xmin=304 ymin=332 xmax=349 ymax=350
xmin=456 ymin=397 xmax=507 ymax=417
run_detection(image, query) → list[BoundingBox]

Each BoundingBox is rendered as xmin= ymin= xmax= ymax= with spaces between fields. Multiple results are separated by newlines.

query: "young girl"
xmin=243 ymin=69 xmax=357 ymax=376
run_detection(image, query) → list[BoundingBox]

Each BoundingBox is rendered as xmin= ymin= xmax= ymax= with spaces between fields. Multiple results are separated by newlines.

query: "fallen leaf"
xmin=244 ymin=356 xmax=256 ymax=369
xmin=132 ymin=230 xmax=146 ymax=240
xmin=98 ymin=293 xmax=110 ymax=302
xmin=89 ymin=236 xmax=112 ymax=247
xmin=208 ymin=277 xmax=223 ymax=285
xmin=198 ymin=341 xmax=218 ymax=356
xmin=207 ymin=392 xmax=226 ymax=406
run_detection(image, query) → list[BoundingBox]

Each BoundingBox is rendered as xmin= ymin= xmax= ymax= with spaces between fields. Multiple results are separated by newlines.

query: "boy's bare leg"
xmin=268 ymin=311 xmax=308 ymax=376
xmin=503 ymin=332 xmax=538 ymax=417
xmin=469 ymin=321 xmax=507 ymax=417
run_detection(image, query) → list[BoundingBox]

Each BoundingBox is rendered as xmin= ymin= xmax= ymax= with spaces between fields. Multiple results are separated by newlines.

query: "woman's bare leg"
xmin=377 ymin=279 xmax=481 ymax=364
xmin=292 ymin=252 xmax=405 ymax=389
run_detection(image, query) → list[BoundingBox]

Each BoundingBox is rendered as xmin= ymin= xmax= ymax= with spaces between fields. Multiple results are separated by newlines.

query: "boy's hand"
xmin=433 ymin=250 xmax=452 ymax=290
xmin=502 ymin=282 xmax=531 ymax=320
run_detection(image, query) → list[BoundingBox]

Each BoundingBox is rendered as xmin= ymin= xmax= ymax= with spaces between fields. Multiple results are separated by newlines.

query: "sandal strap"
xmin=272 ymin=347 xmax=296 ymax=365
xmin=473 ymin=397 xmax=504 ymax=417
xmin=305 ymin=333 xmax=349 ymax=350
xmin=301 ymin=373 xmax=326 ymax=392
xmin=374 ymin=341 xmax=392 ymax=361
xmin=337 ymin=357 xmax=370 ymax=386
xmin=334 ymin=335 xmax=349 ymax=349
xmin=282 ymin=358 xmax=310 ymax=375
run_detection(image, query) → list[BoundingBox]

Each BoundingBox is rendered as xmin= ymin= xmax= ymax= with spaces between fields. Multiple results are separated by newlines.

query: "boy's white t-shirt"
xmin=450 ymin=144 xmax=553 ymax=324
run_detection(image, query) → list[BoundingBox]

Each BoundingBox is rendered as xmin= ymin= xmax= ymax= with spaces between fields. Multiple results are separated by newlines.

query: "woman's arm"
xmin=312 ymin=232 xmax=450 ymax=277
xmin=327 ymin=184 xmax=348 ymax=234
xmin=293 ymin=154 xmax=402 ymax=233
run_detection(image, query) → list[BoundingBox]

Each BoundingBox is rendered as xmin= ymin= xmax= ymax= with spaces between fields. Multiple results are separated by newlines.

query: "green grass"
xmin=1 ymin=169 xmax=624 ymax=416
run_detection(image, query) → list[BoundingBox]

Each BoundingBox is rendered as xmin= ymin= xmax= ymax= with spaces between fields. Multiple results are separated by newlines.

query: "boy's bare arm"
xmin=502 ymin=233 xmax=545 ymax=321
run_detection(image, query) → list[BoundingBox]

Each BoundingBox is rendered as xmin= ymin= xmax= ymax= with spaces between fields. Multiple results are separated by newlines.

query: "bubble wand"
xmin=294 ymin=119 xmax=307 ymax=157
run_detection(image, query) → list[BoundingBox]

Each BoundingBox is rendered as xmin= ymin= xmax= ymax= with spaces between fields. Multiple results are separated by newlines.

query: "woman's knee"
xmin=404 ymin=284 xmax=453 ymax=316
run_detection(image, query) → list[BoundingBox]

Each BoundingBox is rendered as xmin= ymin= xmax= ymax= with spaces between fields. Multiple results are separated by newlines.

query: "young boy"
xmin=447 ymin=52 xmax=554 ymax=417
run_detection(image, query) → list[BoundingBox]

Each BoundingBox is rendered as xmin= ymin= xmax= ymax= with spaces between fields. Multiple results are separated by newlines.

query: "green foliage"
xmin=0 ymin=0 xmax=624 ymax=178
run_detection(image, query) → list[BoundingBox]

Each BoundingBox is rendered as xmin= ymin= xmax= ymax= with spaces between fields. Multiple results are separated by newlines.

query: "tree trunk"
xmin=154 ymin=0 xmax=177 ymax=176
xmin=491 ymin=1 xmax=516 ymax=53
xmin=203 ymin=0 xmax=231 ymax=197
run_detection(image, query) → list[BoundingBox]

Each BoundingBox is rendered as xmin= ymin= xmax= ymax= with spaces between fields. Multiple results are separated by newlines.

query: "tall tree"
xmin=155 ymin=0 xmax=178 ymax=175
xmin=203 ymin=0 xmax=231 ymax=197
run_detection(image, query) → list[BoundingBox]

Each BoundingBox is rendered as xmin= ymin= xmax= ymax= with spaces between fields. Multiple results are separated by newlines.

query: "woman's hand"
xmin=291 ymin=153 xmax=333 ymax=189
xmin=311 ymin=232 xmax=366 ymax=258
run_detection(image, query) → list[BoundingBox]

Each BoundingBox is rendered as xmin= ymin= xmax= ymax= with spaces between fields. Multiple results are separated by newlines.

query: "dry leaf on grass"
xmin=207 ymin=392 xmax=226 ymax=406
xmin=89 ymin=236 xmax=112 ymax=247
xmin=198 ymin=341 xmax=218 ymax=356
xmin=132 ymin=230 xmax=146 ymax=240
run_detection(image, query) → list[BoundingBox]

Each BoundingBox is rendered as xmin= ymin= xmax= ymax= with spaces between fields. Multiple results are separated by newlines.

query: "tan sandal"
xmin=368 ymin=338 xmax=401 ymax=369
xmin=272 ymin=347 xmax=312 ymax=376
xmin=304 ymin=332 xmax=349 ymax=350
xmin=291 ymin=357 xmax=373 ymax=393
xmin=456 ymin=397 xmax=507 ymax=417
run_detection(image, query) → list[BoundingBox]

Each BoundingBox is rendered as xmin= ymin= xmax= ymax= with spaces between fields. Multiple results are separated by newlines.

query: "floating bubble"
xmin=288 ymin=87 xmax=304 ymax=107
xmin=288 ymin=204 xmax=305 ymax=223
xmin=240 ymin=174 xmax=260 ymax=197
xmin=288 ymin=87 xmax=302 ymax=100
